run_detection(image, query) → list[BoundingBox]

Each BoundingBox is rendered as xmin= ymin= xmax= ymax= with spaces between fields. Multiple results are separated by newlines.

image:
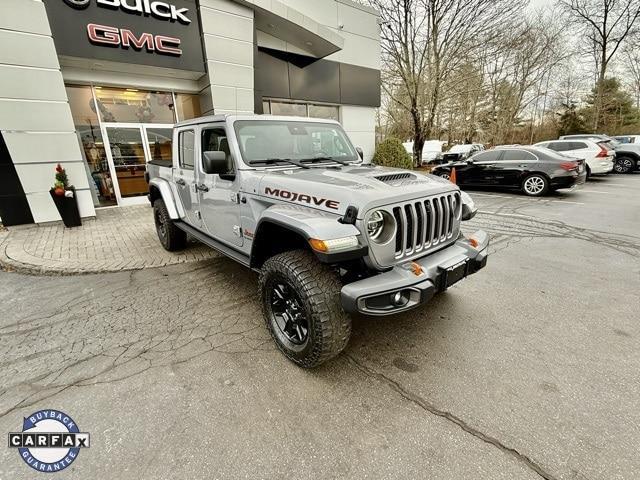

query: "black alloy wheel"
xmin=268 ymin=280 xmax=309 ymax=345
xmin=614 ymin=157 xmax=635 ymax=174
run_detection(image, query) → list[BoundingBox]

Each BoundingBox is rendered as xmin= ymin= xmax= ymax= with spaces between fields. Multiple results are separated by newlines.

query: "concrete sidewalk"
xmin=0 ymin=205 xmax=216 ymax=275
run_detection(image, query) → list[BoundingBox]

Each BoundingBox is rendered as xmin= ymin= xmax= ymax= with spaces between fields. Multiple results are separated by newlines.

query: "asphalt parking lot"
xmin=1 ymin=173 xmax=639 ymax=480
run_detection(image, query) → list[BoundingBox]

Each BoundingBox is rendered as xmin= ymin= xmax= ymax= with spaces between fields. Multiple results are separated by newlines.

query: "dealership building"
xmin=0 ymin=0 xmax=381 ymax=225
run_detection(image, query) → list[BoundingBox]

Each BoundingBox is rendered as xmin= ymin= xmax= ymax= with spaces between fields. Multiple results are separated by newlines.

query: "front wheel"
xmin=522 ymin=174 xmax=549 ymax=197
xmin=437 ymin=170 xmax=451 ymax=180
xmin=614 ymin=157 xmax=635 ymax=174
xmin=259 ymin=250 xmax=352 ymax=368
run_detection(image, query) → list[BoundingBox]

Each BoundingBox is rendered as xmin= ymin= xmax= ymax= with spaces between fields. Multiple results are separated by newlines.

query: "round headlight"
xmin=367 ymin=210 xmax=385 ymax=240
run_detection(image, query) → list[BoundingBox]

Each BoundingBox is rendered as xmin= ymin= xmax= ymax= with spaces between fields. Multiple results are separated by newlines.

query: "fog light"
xmin=391 ymin=291 xmax=409 ymax=307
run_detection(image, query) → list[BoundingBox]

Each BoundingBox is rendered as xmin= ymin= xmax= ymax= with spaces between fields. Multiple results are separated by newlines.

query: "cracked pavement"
xmin=1 ymin=174 xmax=639 ymax=479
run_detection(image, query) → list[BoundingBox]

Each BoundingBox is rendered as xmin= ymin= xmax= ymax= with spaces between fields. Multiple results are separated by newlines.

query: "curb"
xmin=0 ymin=230 xmax=216 ymax=277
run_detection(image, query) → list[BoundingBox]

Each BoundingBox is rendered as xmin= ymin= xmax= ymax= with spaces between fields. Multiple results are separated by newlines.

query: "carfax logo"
xmin=8 ymin=409 xmax=90 ymax=473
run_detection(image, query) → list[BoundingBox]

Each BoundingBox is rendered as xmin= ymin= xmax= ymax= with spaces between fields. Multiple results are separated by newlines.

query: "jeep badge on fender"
xmin=146 ymin=115 xmax=489 ymax=368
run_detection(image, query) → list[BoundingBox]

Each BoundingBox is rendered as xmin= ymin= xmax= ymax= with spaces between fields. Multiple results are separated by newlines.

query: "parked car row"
xmin=403 ymin=141 xmax=484 ymax=166
xmin=534 ymin=139 xmax=614 ymax=179
xmin=431 ymin=146 xmax=587 ymax=197
xmin=558 ymin=134 xmax=640 ymax=174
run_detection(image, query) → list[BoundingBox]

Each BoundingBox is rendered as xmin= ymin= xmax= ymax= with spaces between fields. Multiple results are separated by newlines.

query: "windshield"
xmin=234 ymin=120 xmax=359 ymax=165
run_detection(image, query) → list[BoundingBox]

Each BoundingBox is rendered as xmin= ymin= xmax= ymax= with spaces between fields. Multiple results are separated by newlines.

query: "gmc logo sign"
xmin=88 ymin=23 xmax=181 ymax=55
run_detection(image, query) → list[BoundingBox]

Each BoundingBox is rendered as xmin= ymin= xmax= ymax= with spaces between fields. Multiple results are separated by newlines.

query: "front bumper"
xmin=341 ymin=231 xmax=489 ymax=316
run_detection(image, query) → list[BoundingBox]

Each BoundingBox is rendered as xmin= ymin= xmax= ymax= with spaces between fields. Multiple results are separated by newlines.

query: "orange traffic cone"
xmin=450 ymin=167 xmax=457 ymax=184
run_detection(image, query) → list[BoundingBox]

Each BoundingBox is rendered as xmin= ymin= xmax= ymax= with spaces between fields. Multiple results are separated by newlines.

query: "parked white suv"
xmin=535 ymin=139 xmax=614 ymax=178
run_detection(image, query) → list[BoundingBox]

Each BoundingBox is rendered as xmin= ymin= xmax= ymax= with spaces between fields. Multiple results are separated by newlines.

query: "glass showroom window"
xmin=93 ymin=87 xmax=176 ymax=124
xmin=264 ymin=99 xmax=340 ymax=121
xmin=66 ymin=85 xmax=117 ymax=208
xmin=175 ymin=93 xmax=202 ymax=121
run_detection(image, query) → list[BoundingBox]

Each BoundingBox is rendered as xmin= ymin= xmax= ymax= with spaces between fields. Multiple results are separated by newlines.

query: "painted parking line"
xmin=550 ymin=200 xmax=585 ymax=205
xmin=579 ymin=190 xmax=613 ymax=194
xmin=469 ymin=193 xmax=513 ymax=199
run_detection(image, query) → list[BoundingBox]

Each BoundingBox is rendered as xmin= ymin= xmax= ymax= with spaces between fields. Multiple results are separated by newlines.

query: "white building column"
xmin=198 ymin=0 xmax=255 ymax=115
xmin=0 ymin=0 xmax=95 ymax=223
xmin=341 ymin=106 xmax=376 ymax=163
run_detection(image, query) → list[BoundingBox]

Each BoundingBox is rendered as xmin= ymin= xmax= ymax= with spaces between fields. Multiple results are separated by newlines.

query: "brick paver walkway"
xmin=0 ymin=205 xmax=217 ymax=275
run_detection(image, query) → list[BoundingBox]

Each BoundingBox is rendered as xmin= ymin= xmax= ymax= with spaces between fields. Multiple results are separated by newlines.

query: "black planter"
xmin=49 ymin=189 xmax=82 ymax=228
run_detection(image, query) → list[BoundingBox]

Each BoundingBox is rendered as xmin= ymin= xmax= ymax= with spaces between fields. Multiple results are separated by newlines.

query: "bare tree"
xmin=623 ymin=38 xmax=640 ymax=109
xmin=371 ymin=0 xmax=525 ymax=165
xmin=480 ymin=15 xmax=565 ymax=145
xmin=558 ymin=0 xmax=640 ymax=129
xmin=372 ymin=0 xmax=430 ymax=166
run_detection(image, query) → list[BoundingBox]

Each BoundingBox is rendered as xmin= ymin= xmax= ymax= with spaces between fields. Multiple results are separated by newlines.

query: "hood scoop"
xmin=374 ymin=172 xmax=416 ymax=184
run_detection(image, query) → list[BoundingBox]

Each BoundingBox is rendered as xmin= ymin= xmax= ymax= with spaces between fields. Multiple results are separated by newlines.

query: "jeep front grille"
xmin=391 ymin=192 xmax=461 ymax=259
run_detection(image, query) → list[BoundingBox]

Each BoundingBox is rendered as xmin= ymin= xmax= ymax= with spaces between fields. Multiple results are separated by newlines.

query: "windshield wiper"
xmin=300 ymin=156 xmax=357 ymax=166
xmin=249 ymin=158 xmax=311 ymax=169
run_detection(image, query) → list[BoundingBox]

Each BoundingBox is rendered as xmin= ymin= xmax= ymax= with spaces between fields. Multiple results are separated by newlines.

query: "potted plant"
xmin=49 ymin=164 xmax=82 ymax=228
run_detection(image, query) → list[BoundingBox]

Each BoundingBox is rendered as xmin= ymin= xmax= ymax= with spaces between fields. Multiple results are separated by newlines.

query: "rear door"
xmin=174 ymin=128 xmax=202 ymax=228
xmin=494 ymin=149 xmax=538 ymax=186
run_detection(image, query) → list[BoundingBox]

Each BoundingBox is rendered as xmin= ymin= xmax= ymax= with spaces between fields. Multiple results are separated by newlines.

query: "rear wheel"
xmin=614 ymin=157 xmax=635 ymax=174
xmin=154 ymin=198 xmax=187 ymax=251
xmin=522 ymin=174 xmax=549 ymax=197
xmin=259 ymin=250 xmax=351 ymax=368
xmin=585 ymin=165 xmax=591 ymax=180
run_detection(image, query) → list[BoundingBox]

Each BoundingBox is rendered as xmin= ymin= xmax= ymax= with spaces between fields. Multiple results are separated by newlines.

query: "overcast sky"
xmin=529 ymin=0 xmax=554 ymax=9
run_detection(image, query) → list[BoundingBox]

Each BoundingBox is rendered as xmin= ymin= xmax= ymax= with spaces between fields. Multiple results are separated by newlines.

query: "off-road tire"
xmin=153 ymin=198 xmax=187 ymax=251
xmin=259 ymin=250 xmax=351 ymax=368
xmin=522 ymin=174 xmax=549 ymax=197
xmin=614 ymin=156 xmax=635 ymax=174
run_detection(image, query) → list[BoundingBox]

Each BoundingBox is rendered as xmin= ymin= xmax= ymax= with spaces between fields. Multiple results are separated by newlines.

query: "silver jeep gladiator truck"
xmin=147 ymin=115 xmax=489 ymax=368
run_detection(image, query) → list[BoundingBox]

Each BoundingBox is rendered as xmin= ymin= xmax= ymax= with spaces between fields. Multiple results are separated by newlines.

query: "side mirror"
xmin=203 ymin=151 xmax=229 ymax=175
xmin=466 ymin=159 xmax=474 ymax=165
xmin=356 ymin=147 xmax=364 ymax=161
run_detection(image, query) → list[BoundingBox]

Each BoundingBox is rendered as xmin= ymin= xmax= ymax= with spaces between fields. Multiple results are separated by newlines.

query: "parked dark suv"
xmin=432 ymin=146 xmax=587 ymax=196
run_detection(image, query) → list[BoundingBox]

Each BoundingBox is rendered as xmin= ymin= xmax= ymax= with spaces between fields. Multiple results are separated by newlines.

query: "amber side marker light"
xmin=468 ymin=237 xmax=480 ymax=248
xmin=309 ymin=236 xmax=359 ymax=253
xmin=309 ymin=239 xmax=329 ymax=253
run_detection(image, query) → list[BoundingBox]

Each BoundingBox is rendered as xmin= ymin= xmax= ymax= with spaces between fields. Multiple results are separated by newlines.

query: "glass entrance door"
xmin=102 ymin=124 xmax=173 ymax=206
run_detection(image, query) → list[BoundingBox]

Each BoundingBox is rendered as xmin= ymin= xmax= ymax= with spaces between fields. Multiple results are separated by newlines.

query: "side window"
xmin=202 ymin=127 xmax=234 ymax=174
xmin=504 ymin=150 xmax=536 ymax=161
xmin=550 ymin=142 xmax=572 ymax=152
xmin=179 ymin=130 xmax=195 ymax=169
xmin=474 ymin=151 xmax=503 ymax=162
xmin=572 ymin=142 xmax=587 ymax=150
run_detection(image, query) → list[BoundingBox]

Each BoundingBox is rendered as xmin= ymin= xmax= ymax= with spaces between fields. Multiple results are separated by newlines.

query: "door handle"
xmin=195 ymin=184 xmax=209 ymax=193
xmin=175 ymin=179 xmax=186 ymax=186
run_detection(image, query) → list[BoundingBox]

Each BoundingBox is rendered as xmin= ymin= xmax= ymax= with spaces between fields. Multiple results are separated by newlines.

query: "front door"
xmin=464 ymin=150 xmax=504 ymax=186
xmin=198 ymin=125 xmax=243 ymax=247
xmin=174 ymin=128 xmax=202 ymax=228
xmin=102 ymin=124 xmax=174 ymax=206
